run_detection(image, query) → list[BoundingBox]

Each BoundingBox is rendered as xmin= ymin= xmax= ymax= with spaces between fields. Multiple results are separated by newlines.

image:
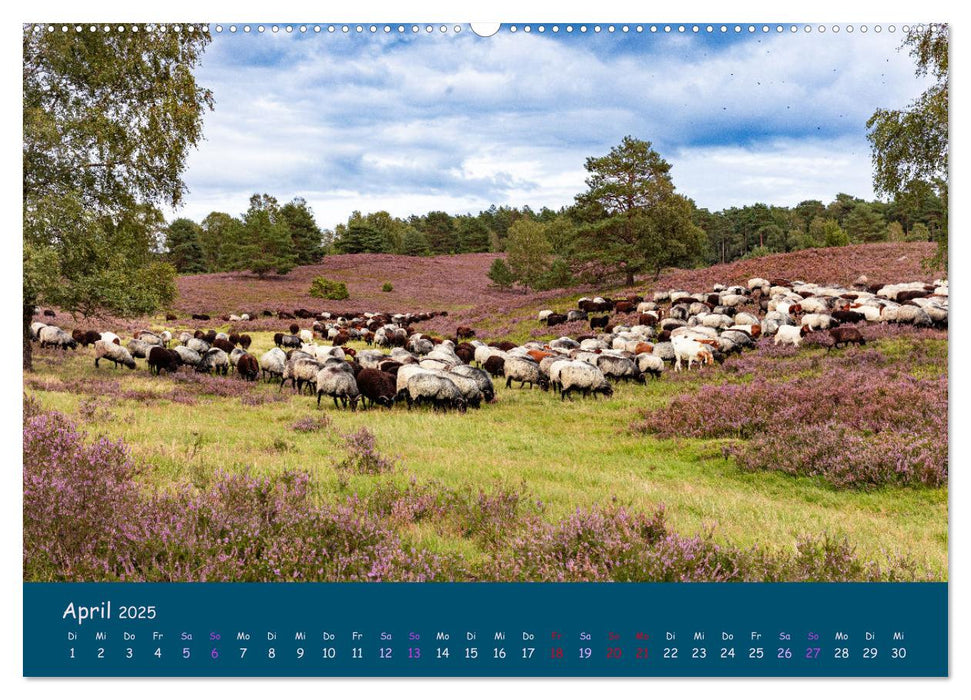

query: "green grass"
xmin=24 ymin=330 xmax=948 ymax=578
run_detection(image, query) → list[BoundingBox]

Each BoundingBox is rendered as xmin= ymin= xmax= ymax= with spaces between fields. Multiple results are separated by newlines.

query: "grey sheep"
xmin=187 ymin=337 xmax=210 ymax=353
xmin=503 ymin=357 xmax=549 ymax=391
xmin=406 ymin=373 xmax=467 ymax=412
xmin=596 ymin=354 xmax=641 ymax=383
xmin=259 ymin=347 xmax=287 ymax=382
xmin=559 ymin=361 xmax=613 ymax=401
xmin=39 ymin=326 xmax=77 ymax=350
xmin=315 ymin=365 xmax=360 ymax=409
xmin=94 ymin=339 xmax=135 ymax=369
xmin=127 ymin=338 xmax=154 ymax=359
xmin=198 ymin=348 xmax=230 ymax=375
xmin=448 ymin=364 xmax=496 ymax=403
xmin=282 ymin=356 xmax=323 ymax=394
xmin=173 ymin=345 xmax=202 ymax=368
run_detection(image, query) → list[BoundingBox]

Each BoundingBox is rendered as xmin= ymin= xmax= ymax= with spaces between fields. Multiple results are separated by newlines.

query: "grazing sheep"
xmin=282 ymin=356 xmax=324 ymax=394
xmin=449 ymin=364 xmax=496 ymax=403
xmin=590 ymin=315 xmax=609 ymax=330
xmin=406 ymin=373 xmax=467 ymax=412
xmin=672 ymin=335 xmax=715 ymax=372
xmin=236 ymin=353 xmax=260 ymax=381
xmin=173 ymin=346 xmax=202 ymax=368
xmin=148 ymin=347 xmax=181 ymax=375
xmin=559 ymin=361 xmax=614 ymax=401
xmin=213 ymin=338 xmax=235 ymax=354
xmin=636 ymin=353 xmax=664 ymax=380
xmin=259 ymin=347 xmax=287 ymax=382
xmin=356 ymin=368 xmax=397 ymax=409
xmin=30 ymin=322 xmax=47 ymax=340
xmin=503 ymin=357 xmax=549 ymax=391
xmin=198 ymin=348 xmax=230 ymax=375
xmin=315 ymin=366 xmax=360 ymax=409
xmin=39 ymin=326 xmax=78 ymax=350
xmin=538 ymin=310 xmax=554 ymax=322
xmin=546 ymin=313 xmax=568 ymax=327
xmin=483 ymin=355 xmax=505 ymax=378
xmin=774 ymin=325 xmax=805 ymax=347
xmin=187 ymin=337 xmax=210 ymax=354
xmin=276 ymin=333 xmax=302 ymax=349
xmin=136 ymin=331 xmax=164 ymax=346
xmin=72 ymin=329 xmax=101 ymax=347
xmin=800 ymin=313 xmax=835 ymax=331
xmin=94 ymin=339 xmax=136 ymax=369
xmin=239 ymin=334 xmax=252 ymax=349
xmin=595 ymin=354 xmax=641 ymax=383
xmin=127 ymin=338 xmax=154 ymax=359
xmin=829 ymin=326 xmax=866 ymax=349
xmin=299 ymin=329 xmax=314 ymax=344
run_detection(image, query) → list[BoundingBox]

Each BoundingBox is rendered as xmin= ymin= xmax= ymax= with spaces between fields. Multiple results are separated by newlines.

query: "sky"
xmin=169 ymin=23 xmax=935 ymax=229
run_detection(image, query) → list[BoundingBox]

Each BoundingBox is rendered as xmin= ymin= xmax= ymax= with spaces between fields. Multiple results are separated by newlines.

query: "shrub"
xmin=381 ymin=282 xmax=393 ymax=293
xmin=334 ymin=428 xmax=396 ymax=475
xmin=486 ymin=258 xmax=515 ymax=290
xmin=309 ymin=276 xmax=349 ymax=300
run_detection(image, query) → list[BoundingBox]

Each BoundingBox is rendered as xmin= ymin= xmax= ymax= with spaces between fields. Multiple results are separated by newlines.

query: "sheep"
xmin=503 ymin=357 xmax=549 ymax=391
xmin=238 ymin=334 xmax=252 ymax=350
xmin=275 ymin=333 xmax=302 ymax=349
xmin=559 ymin=361 xmax=614 ymax=401
xmin=483 ymin=355 xmax=505 ymax=378
xmin=72 ymin=329 xmax=101 ymax=347
xmin=406 ymin=373 xmax=467 ymax=412
xmin=636 ymin=353 xmax=664 ymax=380
xmin=315 ymin=366 xmax=361 ymax=410
xmin=449 ymin=364 xmax=496 ymax=403
xmin=172 ymin=346 xmax=202 ymax=368
xmin=282 ymin=356 xmax=324 ymax=394
xmin=212 ymin=338 xmax=235 ymax=354
xmin=672 ymin=335 xmax=715 ymax=372
xmin=235 ymin=354 xmax=260 ymax=381
xmin=259 ymin=347 xmax=287 ymax=382
xmin=356 ymin=368 xmax=397 ymax=409
xmin=590 ymin=315 xmax=609 ymax=330
xmin=800 ymin=313 xmax=835 ymax=331
xmin=595 ymin=354 xmax=641 ymax=383
xmin=774 ymin=325 xmax=805 ymax=347
xmin=537 ymin=310 xmax=554 ymax=322
xmin=94 ymin=339 xmax=136 ymax=369
xmin=546 ymin=313 xmax=568 ymax=327
xmin=39 ymin=326 xmax=78 ymax=350
xmin=30 ymin=322 xmax=47 ymax=340
xmin=299 ymin=329 xmax=314 ymax=344
xmin=829 ymin=326 xmax=866 ymax=349
xmin=187 ymin=337 xmax=210 ymax=354
xmin=127 ymin=338 xmax=155 ymax=359
xmin=148 ymin=347 xmax=181 ymax=375
xmin=100 ymin=331 xmax=121 ymax=345
xmin=198 ymin=348 xmax=230 ymax=376
xmin=136 ymin=331 xmax=164 ymax=346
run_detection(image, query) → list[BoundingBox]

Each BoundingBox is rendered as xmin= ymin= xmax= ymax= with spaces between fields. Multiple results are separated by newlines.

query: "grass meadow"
xmin=24 ymin=323 xmax=948 ymax=580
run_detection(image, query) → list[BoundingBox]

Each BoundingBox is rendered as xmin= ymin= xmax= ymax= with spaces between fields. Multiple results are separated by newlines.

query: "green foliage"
xmin=505 ymin=219 xmax=553 ymax=291
xmin=22 ymin=25 xmax=212 ymax=369
xmin=228 ymin=194 xmax=298 ymax=278
xmin=165 ymin=218 xmax=206 ymax=273
xmin=280 ymin=198 xmax=324 ymax=265
xmin=309 ymin=277 xmax=350 ymax=300
xmin=742 ymin=245 xmax=772 ymax=260
xmin=822 ymin=219 xmax=849 ymax=247
xmin=867 ymin=24 xmax=948 ymax=267
xmin=199 ymin=212 xmax=241 ymax=271
xmin=908 ymin=222 xmax=931 ymax=243
xmin=571 ymin=136 xmax=702 ymax=285
xmin=421 ymin=211 xmax=460 ymax=254
xmin=843 ymin=203 xmax=887 ymax=243
xmin=486 ymin=258 xmax=515 ymax=291
xmin=886 ymin=221 xmax=906 ymax=242
xmin=401 ymin=227 xmax=432 ymax=257
xmin=535 ymin=257 xmax=575 ymax=291
xmin=381 ymin=282 xmax=394 ymax=293
xmin=455 ymin=216 xmax=491 ymax=253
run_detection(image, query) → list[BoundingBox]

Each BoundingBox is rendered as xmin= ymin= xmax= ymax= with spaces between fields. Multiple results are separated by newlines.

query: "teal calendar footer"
xmin=24 ymin=582 xmax=947 ymax=677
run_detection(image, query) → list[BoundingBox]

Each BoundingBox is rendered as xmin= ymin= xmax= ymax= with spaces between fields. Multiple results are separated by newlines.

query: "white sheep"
xmin=94 ymin=339 xmax=135 ymax=369
xmin=774 ymin=325 xmax=804 ymax=347
xmin=559 ymin=361 xmax=613 ymax=401
xmin=672 ymin=335 xmax=715 ymax=372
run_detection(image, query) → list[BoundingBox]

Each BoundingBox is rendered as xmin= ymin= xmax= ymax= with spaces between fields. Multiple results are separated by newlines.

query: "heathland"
xmin=24 ymin=242 xmax=947 ymax=582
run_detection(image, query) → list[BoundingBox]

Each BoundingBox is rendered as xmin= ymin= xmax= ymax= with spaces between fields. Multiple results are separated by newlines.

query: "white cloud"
xmin=168 ymin=28 xmax=934 ymax=226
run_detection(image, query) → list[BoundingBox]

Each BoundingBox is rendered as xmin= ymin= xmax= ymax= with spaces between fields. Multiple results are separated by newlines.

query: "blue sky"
xmin=171 ymin=23 xmax=935 ymax=229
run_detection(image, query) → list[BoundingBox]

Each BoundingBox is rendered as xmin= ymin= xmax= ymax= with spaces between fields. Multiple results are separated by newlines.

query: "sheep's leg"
xmin=317 ymin=392 xmax=322 ymax=407
xmin=505 ymin=376 xmax=512 ymax=388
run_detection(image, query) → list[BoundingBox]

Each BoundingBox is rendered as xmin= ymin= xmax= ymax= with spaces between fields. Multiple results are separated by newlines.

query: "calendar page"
xmin=21 ymin=18 xmax=948 ymax=679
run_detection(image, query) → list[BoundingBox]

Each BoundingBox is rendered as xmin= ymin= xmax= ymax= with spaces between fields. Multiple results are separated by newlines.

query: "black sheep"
xmin=546 ymin=313 xmax=568 ymax=327
xmin=356 ymin=368 xmax=397 ymax=409
xmin=236 ymin=353 xmax=260 ymax=381
xmin=148 ymin=346 xmax=181 ymax=375
xmin=483 ymin=355 xmax=505 ymax=378
xmin=239 ymin=334 xmax=252 ymax=349
xmin=590 ymin=315 xmax=609 ymax=330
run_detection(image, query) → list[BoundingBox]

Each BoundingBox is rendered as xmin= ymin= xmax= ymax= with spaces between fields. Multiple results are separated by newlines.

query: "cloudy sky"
xmin=171 ymin=23 xmax=933 ymax=229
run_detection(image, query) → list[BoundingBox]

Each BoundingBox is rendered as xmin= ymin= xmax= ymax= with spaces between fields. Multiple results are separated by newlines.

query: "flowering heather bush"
xmin=334 ymin=428 xmax=396 ymax=475
xmin=633 ymin=365 xmax=947 ymax=488
xmin=491 ymin=505 xmax=930 ymax=582
xmin=23 ymin=408 xmax=443 ymax=582
xmin=24 ymin=405 xmax=930 ymax=582
xmin=291 ymin=415 xmax=331 ymax=433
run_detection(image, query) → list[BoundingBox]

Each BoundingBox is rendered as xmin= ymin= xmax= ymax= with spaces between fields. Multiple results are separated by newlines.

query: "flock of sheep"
xmin=29 ymin=273 xmax=947 ymax=413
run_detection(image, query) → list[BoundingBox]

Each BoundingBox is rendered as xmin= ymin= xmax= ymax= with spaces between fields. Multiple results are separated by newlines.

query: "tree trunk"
xmin=23 ymin=298 xmax=35 ymax=372
xmin=625 ymin=270 xmax=635 ymax=287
